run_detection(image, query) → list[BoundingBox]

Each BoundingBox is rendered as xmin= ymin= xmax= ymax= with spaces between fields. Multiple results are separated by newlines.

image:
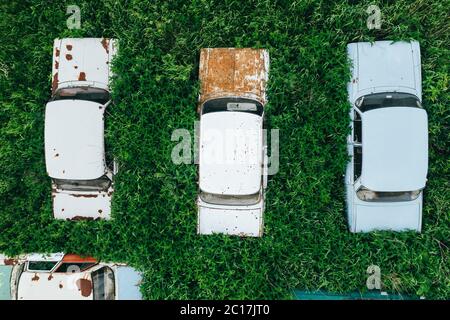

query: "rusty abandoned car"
xmin=45 ymin=38 xmax=117 ymax=220
xmin=0 ymin=253 xmax=142 ymax=300
xmin=196 ymin=48 xmax=270 ymax=237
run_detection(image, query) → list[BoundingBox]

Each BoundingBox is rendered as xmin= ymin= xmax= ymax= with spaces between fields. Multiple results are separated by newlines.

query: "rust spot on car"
xmin=31 ymin=274 xmax=40 ymax=281
xmin=101 ymin=38 xmax=110 ymax=54
xmin=54 ymin=61 xmax=59 ymax=69
xmin=107 ymin=191 xmax=113 ymax=197
xmin=59 ymin=283 xmax=63 ymax=288
xmin=3 ymin=259 xmax=17 ymax=265
xmin=66 ymin=44 xmax=72 ymax=50
xmin=52 ymin=72 xmax=59 ymax=94
xmin=66 ymin=54 xmax=73 ymax=60
xmin=55 ymin=48 xmax=60 ymax=57
xmin=54 ymin=153 xmax=59 ymax=157
xmin=76 ymin=278 xmax=93 ymax=297
xmin=48 ymin=274 xmax=53 ymax=281
xmin=98 ymin=209 xmax=103 ymax=213
xmin=78 ymin=72 xmax=86 ymax=81
xmin=74 ymin=65 xmax=78 ymax=69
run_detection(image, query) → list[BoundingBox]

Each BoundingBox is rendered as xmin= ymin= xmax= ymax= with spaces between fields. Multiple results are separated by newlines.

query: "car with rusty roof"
xmin=0 ymin=253 xmax=142 ymax=300
xmin=345 ymin=40 xmax=428 ymax=232
xmin=45 ymin=38 xmax=117 ymax=220
xmin=197 ymin=48 xmax=269 ymax=237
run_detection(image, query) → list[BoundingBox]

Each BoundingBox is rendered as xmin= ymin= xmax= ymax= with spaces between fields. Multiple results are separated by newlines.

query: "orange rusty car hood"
xmin=199 ymin=48 xmax=269 ymax=105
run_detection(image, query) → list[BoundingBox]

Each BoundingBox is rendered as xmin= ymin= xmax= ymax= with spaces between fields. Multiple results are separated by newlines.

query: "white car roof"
xmin=361 ymin=107 xmax=428 ymax=191
xmin=354 ymin=41 xmax=418 ymax=93
xmin=53 ymin=38 xmax=116 ymax=91
xmin=17 ymin=272 xmax=93 ymax=300
xmin=45 ymin=100 xmax=106 ymax=180
xmin=200 ymin=112 xmax=263 ymax=195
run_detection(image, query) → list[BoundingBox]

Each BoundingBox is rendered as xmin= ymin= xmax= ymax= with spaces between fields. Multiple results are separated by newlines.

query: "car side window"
xmin=54 ymin=262 xmax=97 ymax=273
xmin=353 ymin=110 xmax=362 ymax=143
xmin=353 ymin=146 xmax=362 ymax=181
xmin=27 ymin=261 xmax=58 ymax=271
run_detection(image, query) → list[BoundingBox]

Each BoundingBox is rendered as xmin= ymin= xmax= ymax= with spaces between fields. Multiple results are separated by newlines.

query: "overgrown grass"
xmin=0 ymin=0 xmax=448 ymax=299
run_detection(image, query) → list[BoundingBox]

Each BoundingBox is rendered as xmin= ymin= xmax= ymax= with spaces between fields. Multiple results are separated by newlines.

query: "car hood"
xmin=53 ymin=38 xmax=116 ymax=91
xmin=361 ymin=107 xmax=428 ymax=191
xmin=355 ymin=41 xmax=418 ymax=92
xmin=45 ymin=100 xmax=106 ymax=180
xmin=52 ymin=187 xmax=112 ymax=220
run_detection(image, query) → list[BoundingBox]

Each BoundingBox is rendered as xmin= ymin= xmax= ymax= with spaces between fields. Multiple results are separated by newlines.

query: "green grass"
xmin=0 ymin=0 xmax=448 ymax=299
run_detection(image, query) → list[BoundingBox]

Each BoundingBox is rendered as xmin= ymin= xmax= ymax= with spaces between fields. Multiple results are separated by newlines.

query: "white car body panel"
xmin=347 ymin=40 xmax=422 ymax=103
xmin=52 ymin=38 xmax=116 ymax=92
xmin=197 ymin=197 xmax=264 ymax=237
xmin=199 ymin=111 xmax=263 ymax=195
xmin=346 ymin=187 xmax=422 ymax=232
xmin=45 ymin=100 xmax=106 ymax=180
xmin=345 ymin=40 xmax=427 ymax=233
xmin=52 ymin=187 xmax=112 ymax=220
xmin=361 ymin=107 xmax=428 ymax=191
xmin=17 ymin=272 xmax=93 ymax=300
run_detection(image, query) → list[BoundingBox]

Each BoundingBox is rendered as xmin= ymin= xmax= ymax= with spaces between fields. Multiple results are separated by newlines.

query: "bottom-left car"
xmin=0 ymin=253 xmax=142 ymax=300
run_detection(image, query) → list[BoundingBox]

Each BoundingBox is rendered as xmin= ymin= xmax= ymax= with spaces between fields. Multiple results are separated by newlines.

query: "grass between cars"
xmin=0 ymin=0 xmax=448 ymax=299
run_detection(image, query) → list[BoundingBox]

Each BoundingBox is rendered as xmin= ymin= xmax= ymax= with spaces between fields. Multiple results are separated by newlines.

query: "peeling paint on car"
xmin=76 ymin=278 xmax=93 ymax=297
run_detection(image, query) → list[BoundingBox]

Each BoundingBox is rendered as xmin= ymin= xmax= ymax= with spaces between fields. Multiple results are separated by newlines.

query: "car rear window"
xmin=202 ymin=98 xmax=263 ymax=116
xmin=53 ymin=87 xmax=110 ymax=104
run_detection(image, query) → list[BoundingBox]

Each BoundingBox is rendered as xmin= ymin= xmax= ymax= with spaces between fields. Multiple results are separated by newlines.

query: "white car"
xmin=345 ymin=40 xmax=428 ymax=232
xmin=0 ymin=253 xmax=142 ymax=300
xmin=197 ymin=48 xmax=269 ymax=237
xmin=45 ymin=38 xmax=117 ymax=220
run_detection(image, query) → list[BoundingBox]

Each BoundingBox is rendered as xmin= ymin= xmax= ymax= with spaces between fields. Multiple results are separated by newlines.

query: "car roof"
xmin=17 ymin=272 xmax=93 ymax=300
xmin=45 ymin=100 xmax=106 ymax=180
xmin=200 ymin=111 xmax=263 ymax=195
xmin=361 ymin=107 xmax=428 ymax=191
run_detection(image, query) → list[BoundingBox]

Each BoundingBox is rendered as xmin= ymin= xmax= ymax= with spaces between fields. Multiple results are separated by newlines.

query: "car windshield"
xmin=53 ymin=87 xmax=110 ymax=104
xmin=356 ymin=93 xmax=421 ymax=112
xmin=54 ymin=175 xmax=111 ymax=192
xmin=356 ymin=187 xmax=421 ymax=202
xmin=200 ymin=191 xmax=261 ymax=206
xmin=202 ymin=98 xmax=263 ymax=116
xmin=92 ymin=267 xmax=115 ymax=300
